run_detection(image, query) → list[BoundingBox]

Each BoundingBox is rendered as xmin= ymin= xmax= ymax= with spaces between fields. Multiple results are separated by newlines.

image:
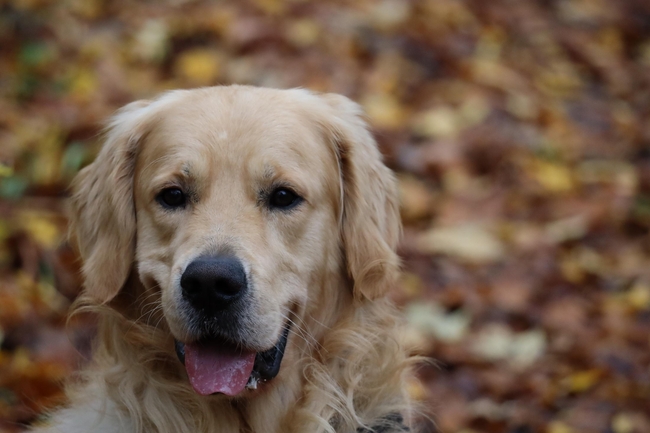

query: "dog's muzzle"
xmin=174 ymin=255 xmax=292 ymax=396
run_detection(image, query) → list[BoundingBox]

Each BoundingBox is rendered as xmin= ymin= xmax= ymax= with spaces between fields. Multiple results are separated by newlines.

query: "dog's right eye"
xmin=157 ymin=187 xmax=186 ymax=209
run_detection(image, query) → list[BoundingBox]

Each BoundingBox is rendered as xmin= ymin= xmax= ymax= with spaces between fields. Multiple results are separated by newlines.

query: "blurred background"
xmin=1 ymin=0 xmax=650 ymax=432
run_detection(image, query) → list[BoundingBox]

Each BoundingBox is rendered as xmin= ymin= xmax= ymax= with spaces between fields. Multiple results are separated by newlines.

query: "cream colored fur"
xmin=31 ymin=86 xmax=415 ymax=433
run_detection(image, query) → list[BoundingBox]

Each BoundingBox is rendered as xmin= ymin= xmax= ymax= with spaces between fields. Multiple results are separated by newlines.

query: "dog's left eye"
xmin=269 ymin=187 xmax=301 ymax=209
xmin=157 ymin=187 xmax=186 ymax=209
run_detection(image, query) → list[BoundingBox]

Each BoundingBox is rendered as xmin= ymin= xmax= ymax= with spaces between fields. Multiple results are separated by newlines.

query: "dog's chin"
xmin=174 ymin=321 xmax=291 ymax=397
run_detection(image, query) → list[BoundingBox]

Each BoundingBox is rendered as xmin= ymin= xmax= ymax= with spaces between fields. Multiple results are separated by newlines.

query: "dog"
xmin=31 ymin=86 xmax=415 ymax=433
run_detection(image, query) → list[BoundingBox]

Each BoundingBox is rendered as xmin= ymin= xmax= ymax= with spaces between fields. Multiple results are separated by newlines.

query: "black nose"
xmin=180 ymin=256 xmax=247 ymax=311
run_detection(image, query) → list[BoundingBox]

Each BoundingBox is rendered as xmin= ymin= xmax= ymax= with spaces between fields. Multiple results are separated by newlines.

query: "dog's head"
xmin=69 ymin=86 xmax=400 ymax=396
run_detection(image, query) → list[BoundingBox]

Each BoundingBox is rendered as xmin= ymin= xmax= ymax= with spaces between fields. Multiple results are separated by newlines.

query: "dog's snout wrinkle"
xmin=181 ymin=256 xmax=248 ymax=312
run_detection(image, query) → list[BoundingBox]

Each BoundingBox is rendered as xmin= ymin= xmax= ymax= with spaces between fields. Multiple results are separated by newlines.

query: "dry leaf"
xmin=405 ymin=302 xmax=470 ymax=343
xmin=417 ymin=224 xmax=506 ymax=263
xmin=174 ymin=49 xmax=222 ymax=85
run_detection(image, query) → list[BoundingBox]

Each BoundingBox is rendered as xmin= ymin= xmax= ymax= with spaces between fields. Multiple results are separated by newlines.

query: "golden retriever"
xmin=31 ymin=86 xmax=415 ymax=433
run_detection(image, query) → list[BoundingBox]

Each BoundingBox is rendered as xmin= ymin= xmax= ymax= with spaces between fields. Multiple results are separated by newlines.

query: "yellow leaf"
xmin=626 ymin=281 xmax=650 ymax=310
xmin=361 ymin=93 xmax=407 ymax=130
xmin=471 ymin=59 xmax=526 ymax=91
xmin=547 ymin=421 xmax=573 ymax=433
xmin=251 ymin=0 xmax=286 ymax=15
xmin=441 ymin=168 xmax=473 ymax=194
xmin=371 ymin=0 xmax=412 ymax=30
xmin=535 ymin=61 xmax=582 ymax=97
xmin=175 ymin=49 xmax=222 ymax=85
xmin=0 ymin=219 xmax=9 ymax=242
xmin=68 ymin=0 xmax=102 ymax=19
xmin=411 ymin=107 xmax=459 ymax=139
xmin=11 ymin=348 xmax=33 ymax=375
xmin=417 ymin=224 xmax=506 ymax=263
xmin=598 ymin=27 xmax=624 ymax=55
xmin=530 ymin=160 xmax=574 ymax=193
xmin=69 ymin=69 xmax=98 ymax=102
xmin=285 ymin=19 xmax=320 ymax=47
xmin=398 ymin=175 xmax=433 ymax=221
xmin=559 ymin=253 xmax=585 ymax=284
xmin=19 ymin=212 xmax=60 ymax=248
xmin=0 ymin=163 xmax=13 ymax=177
xmin=31 ymin=126 xmax=63 ymax=185
xmin=562 ymin=369 xmax=602 ymax=393
xmin=640 ymin=40 xmax=650 ymax=67
xmin=611 ymin=413 xmax=635 ymax=433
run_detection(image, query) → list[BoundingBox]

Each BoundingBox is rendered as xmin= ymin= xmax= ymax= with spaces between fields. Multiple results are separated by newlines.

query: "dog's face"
xmin=133 ymin=91 xmax=341 ymax=349
xmin=69 ymin=86 xmax=400 ymax=397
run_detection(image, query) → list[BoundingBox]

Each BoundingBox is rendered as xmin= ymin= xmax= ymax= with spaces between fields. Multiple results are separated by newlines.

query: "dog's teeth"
xmin=246 ymin=370 xmax=261 ymax=390
xmin=246 ymin=376 xmax=258 ymax=390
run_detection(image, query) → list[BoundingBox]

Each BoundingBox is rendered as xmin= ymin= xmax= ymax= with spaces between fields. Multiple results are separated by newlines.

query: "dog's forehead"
xmin=139 ymin=90 xmax=337 ymax=186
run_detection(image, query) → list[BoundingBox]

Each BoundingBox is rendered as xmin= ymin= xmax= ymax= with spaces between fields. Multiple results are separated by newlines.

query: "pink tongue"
xmin=185 ymin=341 xmax=256 ymax=396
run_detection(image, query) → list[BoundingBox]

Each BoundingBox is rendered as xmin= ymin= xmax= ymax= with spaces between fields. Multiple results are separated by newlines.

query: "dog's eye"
xmin=269 ymin=187 xmax=301 ymax=209
xmin=157 ymin=187 xmax=186 ymax=209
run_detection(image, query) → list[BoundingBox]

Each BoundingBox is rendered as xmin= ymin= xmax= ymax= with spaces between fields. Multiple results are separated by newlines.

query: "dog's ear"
xmin=319 ymin=93 xmax=401 ymax=302
xmin=69 ymin=100 xmax=153 ymax=304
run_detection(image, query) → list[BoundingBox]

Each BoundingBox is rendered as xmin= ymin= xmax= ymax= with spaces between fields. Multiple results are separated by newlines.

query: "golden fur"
xmin=31 ymin=86 xmax=415 ymax=433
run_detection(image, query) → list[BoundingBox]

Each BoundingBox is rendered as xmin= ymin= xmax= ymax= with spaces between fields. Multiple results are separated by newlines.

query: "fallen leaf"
xmin=398 ymin=175 xmax=434 ymax=221
xmin=370 ymin=0 xmax=412 ymax=30
xmin=471 ymin=324 xmax=512 ymax=361
xmin=174 ymin=48 xmax=222 ymax=85
xmin=625 ymin=280 xmax=650 ymax=310
xmin=611 ymin=413 xmax=635 ymax=433
xmin=417 ymin=223 xmax=506 ymax=263
xmin=361 ymin=93 xmax=407 ymax=130
xmin=547 ymin=420 xmax=573 ymax=433
xmin=285 ymin=19 xmax=320 ymax=47
xmin=131 ymin=19 xmax=169 ymax=63
xmin=411 ymin=107 xmax=460 ymax=139
xmin=561 ymin=369 xmax=603 ymax=393
xmin=545 ymin=215 xmax=588 ymax=244
xmin=471 ymin=324 xmax=546 ymax=367
xmin=405 ymin=301 xmax=471 ymax=343
xmin=18 ymin=213 xmax=61 ymax=249
xmin=529 ymin=160 xmax=575 ymax=193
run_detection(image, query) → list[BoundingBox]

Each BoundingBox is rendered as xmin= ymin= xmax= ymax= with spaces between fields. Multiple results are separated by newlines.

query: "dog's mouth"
xmin=174 ymin=321 xmax=291 ymax=396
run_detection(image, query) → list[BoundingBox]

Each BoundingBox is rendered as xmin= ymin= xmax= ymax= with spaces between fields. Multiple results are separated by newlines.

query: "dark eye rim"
xmin=268 ymin=186 xmax=303 ymax=210
xmin=156 ymin=187 xmax=187 ymax=209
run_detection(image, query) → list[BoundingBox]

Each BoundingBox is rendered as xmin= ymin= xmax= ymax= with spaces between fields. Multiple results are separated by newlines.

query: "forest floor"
xmin=1 ymin=1 xmax=649 ymax=432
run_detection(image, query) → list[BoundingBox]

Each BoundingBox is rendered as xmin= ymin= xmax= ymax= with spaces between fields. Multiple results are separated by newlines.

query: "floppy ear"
xmin=69 ymin=100 xmax=153 ymax=304
xmin=319 ymin=93 xmax=401 ymax=302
